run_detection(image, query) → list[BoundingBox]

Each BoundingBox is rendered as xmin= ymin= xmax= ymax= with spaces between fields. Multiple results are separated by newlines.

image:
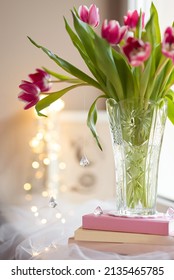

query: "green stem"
xmin=49 ymin=79 xmax=83 ymax=84
xmin=155 ymin=56 xmax=170 ymax=77
xmin=144 ymin=57 xmax=170 ymax=101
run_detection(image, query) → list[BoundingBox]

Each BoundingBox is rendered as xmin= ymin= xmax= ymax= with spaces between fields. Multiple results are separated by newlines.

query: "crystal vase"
xmin=106 ymin=98 xmax=167 ymax=216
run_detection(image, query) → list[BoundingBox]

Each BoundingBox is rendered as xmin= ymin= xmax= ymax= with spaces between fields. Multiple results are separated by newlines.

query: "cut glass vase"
xmin=106 ymin=98 xmax=167 ymax=216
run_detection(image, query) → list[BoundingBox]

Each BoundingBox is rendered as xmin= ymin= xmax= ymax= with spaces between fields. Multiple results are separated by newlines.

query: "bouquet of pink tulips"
xmin=18 ymin=3 xmax=174 ymax=149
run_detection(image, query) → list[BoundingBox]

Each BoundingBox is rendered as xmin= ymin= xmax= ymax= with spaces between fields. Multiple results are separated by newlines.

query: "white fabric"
xmin=0 ymin=199 xmax=174 ymax=260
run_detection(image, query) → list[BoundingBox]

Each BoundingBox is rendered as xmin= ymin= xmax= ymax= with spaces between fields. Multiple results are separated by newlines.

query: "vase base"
xmin=108 ymin=210 xmax=164 ymax=218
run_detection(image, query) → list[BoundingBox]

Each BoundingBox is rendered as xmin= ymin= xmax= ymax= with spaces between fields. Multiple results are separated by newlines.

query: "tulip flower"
xmin=122 ymin=37 xmax=151 ymax=67
xmin=18 ymin=81 xmax=40 ymax=109
xmin=102 ymin=20 xmax=127 ymax=45
xmin=29 ymin=68 xmax=52 ymax=92
xmin=162 ymin=27 xmax=174 ymax=63
xmin=124 ymin=10 xmax=145 ymax=30
xmin=78 ymin=4 xmax=99 ymax=27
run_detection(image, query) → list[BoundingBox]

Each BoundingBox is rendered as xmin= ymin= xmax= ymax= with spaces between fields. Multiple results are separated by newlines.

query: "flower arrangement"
xmin=18 ymin=3 xmax=174 ymax=150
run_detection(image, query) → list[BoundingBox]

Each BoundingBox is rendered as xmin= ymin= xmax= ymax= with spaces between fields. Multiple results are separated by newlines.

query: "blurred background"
xmin=0 ymin=0 xmax=174 ymax=206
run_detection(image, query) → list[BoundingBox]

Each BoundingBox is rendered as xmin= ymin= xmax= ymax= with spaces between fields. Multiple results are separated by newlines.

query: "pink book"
xmin=82 ymin=212 xmax=174 ymax=236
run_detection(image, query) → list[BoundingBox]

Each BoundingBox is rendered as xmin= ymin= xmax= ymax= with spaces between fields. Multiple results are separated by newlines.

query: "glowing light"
xmin=43 ymin=158 xmax=50 ymax=165
xmin=55 ymin=212 xmax=62 ymax=219
xmin=59 ymin=162 xmax=66 ymax=170
xmin=29 ymin=138 xmax=40 ymax=148
xmin=41 ymin=219 xmax=47 ymax=224
xmin=31 ymin=206 xmax=38 ymax=213
xmin=34 ymin=212 xmax=39 ymax=217
xmin=45 ymin=247 xmax=49 ymax=252
xmin=42 ymin=191 xmax=48 ymax=197
xmin=32 ymin=161 xmax=40 ymax=169
xmin=49 ymin=99 xmax=65 ymax=112
xmin=32 ymin=251 xmax=39 ymax=257
xmin=23 ymin=183 xmax=32 ymax=191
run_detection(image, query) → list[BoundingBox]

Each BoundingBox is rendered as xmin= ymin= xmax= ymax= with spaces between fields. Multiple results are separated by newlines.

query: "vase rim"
xmin=106 ymin=97 xmax=167 ymax=106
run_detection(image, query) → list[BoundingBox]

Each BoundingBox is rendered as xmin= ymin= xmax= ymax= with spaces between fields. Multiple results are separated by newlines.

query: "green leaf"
xmin=71 ymin=13 xmax=125 ymax=100
xmin=165 ymin=89 xmax=174 ymax=102
xmin=35 ymin=83 xmax=87 ymax=116
xmin=87 ymin=95 xmax=106 ymax=150
xmin=165 ymin=96 xmax=174 ymax=124
xmin=162 ymin=67 xmax=174 ymax=93
xmin=142 ymin=3 xmax=161 ymax=48
xmin=43 ymin=67 xmax=82 ymax=83
xmin=72 ymin=12 xmax=96 ymax=63
xmin=143 ymin=45 xmax=169 ymax=100
xmin=157 ymin=60 xmax=174 ymax=98
xmin=93 ymin=35 xmax=124 ymax=100
xmin=112 ymin=50 xmax=136 ymax=99
xmin=28 ymin=37 xmax=102 ymax=91
xmin=140 ymin=55 xmax=152 ymax=100
xmin=135 ymin=9 xmax=143 ymax=39
xmin=64 ymin=18 xmax=107 ymax=94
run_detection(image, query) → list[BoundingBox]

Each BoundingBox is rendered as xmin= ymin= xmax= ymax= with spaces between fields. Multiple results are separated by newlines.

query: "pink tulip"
xmin=78 ymin=4 xmax=99 ymax=27
xmin=122 ymin=37 xmax=151 ymax=67
xmin=29 ymin=68 xmax=52 ymax=92
xmin=162 ymin=27 xmax=174 ymax=63
xmin=18 ymin=81 xmax=40 ymax=110
xmin=101 ymin=20 xmax=127 ymax=45
xmin=124 ymin=10 xmax=145 ymax=30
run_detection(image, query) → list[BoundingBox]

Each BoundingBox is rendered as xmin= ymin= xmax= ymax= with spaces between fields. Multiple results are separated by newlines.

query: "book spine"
xmin=82 ymin=215 xmax=169 ymax=236
xmin=75 ymin=228 xmax=174 ymax=245
xmin=69 ymin=237 xmax=174 ymax=255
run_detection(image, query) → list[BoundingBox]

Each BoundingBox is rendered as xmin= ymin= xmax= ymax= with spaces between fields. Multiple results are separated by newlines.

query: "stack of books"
xmin=69 ymin=211 xmax=174 ymax=255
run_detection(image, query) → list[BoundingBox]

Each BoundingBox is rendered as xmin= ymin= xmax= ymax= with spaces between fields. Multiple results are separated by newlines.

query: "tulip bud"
xmin=162 ymin=27 xmax=174 ymax=63
xmin=78 ymin=4 xmax=100 ymax=27
xmin=102 ymin=20 xmax=127 ymax=45
xmin=124 ymin=10 xmax=145 ymax=30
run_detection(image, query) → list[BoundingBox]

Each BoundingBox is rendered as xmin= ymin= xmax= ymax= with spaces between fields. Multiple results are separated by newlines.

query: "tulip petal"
xmin=24 ymin=99 xmax=39 ymax=110
xmin=19 ymin=82 xmax=40 ymax=96
xmin=18 ymin=80 xmax=40 ymax=110
xmin=123 ymin=37 xmax=151 ymax=67
xmin=124 ymin=9 xmax=142 ymax=30
xmin=28 ymin=68 xmax=51 ymax=92
xmin=78 ymin=5 xmax=89 ymax=23
xmin=78 ymin=4 xmax=99 ymax=27
xmin=18 ymin=92 xmax=35 ymax=102
xmin=88 ymin=4 xmax=99 ymax=27
xmin=162 ymin=27 xmax=174 ymax=63
xmin=102 ymin=20 xmax=127 ymax=45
